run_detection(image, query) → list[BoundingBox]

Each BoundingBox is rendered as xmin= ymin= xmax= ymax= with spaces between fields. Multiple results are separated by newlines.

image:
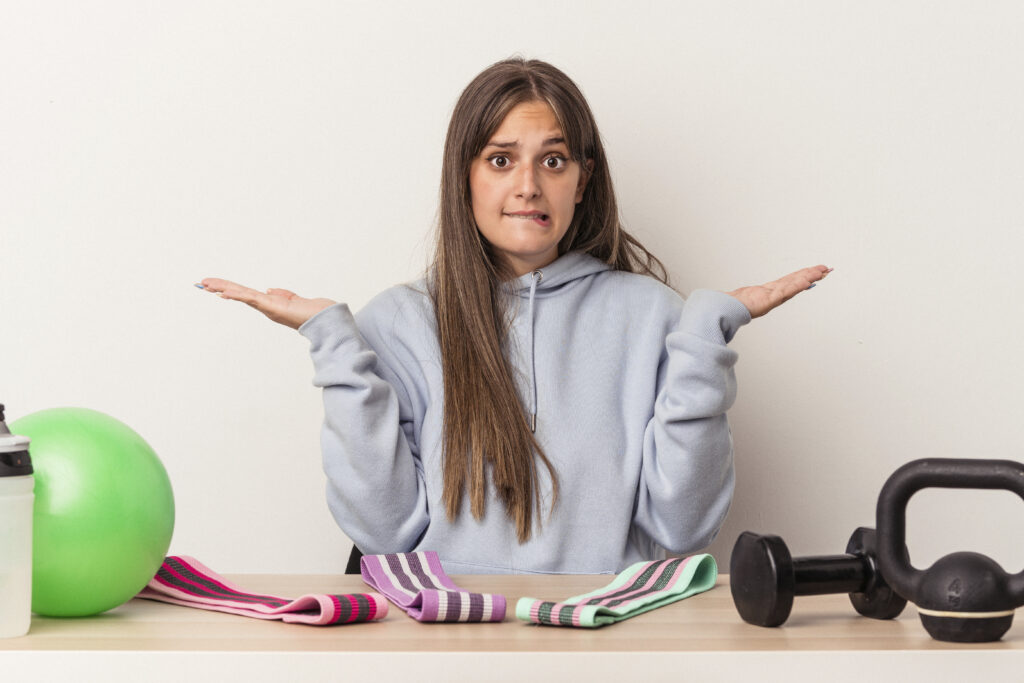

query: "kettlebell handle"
xmin=876 ymin=458 xmax=1024 ymax=605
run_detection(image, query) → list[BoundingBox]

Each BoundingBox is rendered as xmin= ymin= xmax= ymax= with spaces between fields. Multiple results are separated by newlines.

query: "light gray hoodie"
xmin=299 ymin=251 xmax=751 ymax=574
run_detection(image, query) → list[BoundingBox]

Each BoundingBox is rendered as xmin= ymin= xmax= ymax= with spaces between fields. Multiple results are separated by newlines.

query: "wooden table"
xmin=2 ymin=574 xmax=1022 ymax=682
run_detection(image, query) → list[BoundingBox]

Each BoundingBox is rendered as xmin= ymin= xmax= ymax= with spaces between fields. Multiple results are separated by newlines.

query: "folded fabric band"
xmin=360 ymin=550 xmax=506 ymax=622
xmin=515 ymin=554 xmax=717 ymax=628
xmin=137 ymin=555 xmax=388 ymax=625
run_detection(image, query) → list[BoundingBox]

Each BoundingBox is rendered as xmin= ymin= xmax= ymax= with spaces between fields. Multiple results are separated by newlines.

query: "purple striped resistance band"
xmin=516 ymin=554 xmax=718 ymax=627
xmin=137 ymin=555 xmax=388 ymax=625
xmin=360 ymin=551 xmax=506 ymax=622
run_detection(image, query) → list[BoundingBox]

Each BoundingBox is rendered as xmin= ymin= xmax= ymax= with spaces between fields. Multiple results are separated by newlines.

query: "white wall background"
xmin=3 ymin=1 xmax=1023 ymax=574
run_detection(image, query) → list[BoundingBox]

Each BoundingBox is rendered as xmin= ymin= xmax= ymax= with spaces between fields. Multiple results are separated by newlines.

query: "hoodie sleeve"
xmin=632 ymin=288 xmax=751 ymax=554
xmin=298 ymin=300 xmax=429 ymax=555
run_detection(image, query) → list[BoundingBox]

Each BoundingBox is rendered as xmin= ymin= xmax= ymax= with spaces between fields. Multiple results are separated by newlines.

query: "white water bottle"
xmin=0 ymin=403 xmax=34 ymax=638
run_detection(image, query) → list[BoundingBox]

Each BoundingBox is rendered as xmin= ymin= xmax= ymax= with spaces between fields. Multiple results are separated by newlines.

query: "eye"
xmin=543 ymin=155 xmax=568 ymax=170
xmin=488 ymin=155 xmax=511 ymax=169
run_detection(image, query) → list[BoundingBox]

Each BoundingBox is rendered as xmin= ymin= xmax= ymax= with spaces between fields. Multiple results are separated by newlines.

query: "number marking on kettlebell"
xmin=947 ymin=578 xmax=961 ymax=608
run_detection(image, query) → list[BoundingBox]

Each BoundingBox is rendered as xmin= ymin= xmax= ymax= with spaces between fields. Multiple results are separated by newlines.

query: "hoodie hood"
xmin=509 ymin=251 xmax=612 ymax=299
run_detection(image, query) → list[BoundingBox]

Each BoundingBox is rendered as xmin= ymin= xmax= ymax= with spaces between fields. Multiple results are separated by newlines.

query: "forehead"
xmin=488 ymin=101 xmax=563 ymax=141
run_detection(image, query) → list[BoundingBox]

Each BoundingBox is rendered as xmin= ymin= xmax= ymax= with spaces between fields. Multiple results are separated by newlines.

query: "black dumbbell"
xmin=730 ymin=527 xmax=906 ymax=627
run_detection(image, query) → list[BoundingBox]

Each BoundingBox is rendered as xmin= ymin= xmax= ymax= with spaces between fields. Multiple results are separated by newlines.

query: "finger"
xmin=804 ymin=265 xmax=833 ymax=290
xmin=266 ymin=288 xmax=299 ymax=299
xmin=198 ymin=279 xmax=266 ymax=305
xmin=763 ymin=270 xmax=822 ymax=304
xmin=789 ymin=265 xmax=830 ymax=282
xmin=197 ymin=277 xmax=249 ymax=294
xmin=787 ymin=268 xmax=824 ymax=293
xmin=218 ymin=284 xmax=272 ymax=309
xmin=775 ymin=265 xmax=832 ymax=294
xmin=803 ymin=265 xmax=833 ymax=284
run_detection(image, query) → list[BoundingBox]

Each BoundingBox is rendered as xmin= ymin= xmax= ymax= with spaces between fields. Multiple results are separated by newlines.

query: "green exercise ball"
xmin=10 ymin=407 xmax=174 ymax=617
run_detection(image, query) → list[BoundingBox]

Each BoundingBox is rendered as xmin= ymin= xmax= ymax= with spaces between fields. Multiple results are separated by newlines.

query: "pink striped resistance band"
xmin=137 ymin=555 xmax=388 ymax=625
xmin=360 ymin=551 xmax=506 ymax=622
xmin=516 ymin=554 xmax=718 ymax=628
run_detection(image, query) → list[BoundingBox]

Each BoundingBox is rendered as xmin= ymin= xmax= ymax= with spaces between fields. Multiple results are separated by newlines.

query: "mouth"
xmin=505 ymin=211 xmax=551 ymax=227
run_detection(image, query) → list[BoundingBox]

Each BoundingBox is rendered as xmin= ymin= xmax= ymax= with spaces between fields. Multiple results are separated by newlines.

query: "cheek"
xmin=469 ymin=169 xmax=500 ymax=217
xmin=469 ymin=190 xmax=492 ymax=227
xmin=556 ymin=175 xmax=584 ymax=212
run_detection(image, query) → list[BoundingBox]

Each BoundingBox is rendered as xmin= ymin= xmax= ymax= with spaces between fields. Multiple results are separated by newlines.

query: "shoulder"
xmin=355 ymin=280 xmax=439 ymax=357
xmin=356 ymin=280 xmax=435 ymax=329
xmin=588 ymin=269 xmax=685 ymax=316
xmin=581 ymin=271 xmax=751 ymax=337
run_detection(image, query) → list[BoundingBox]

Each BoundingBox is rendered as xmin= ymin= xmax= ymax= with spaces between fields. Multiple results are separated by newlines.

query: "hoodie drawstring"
xmin=527 ymin=270 xmax=542 ymax=432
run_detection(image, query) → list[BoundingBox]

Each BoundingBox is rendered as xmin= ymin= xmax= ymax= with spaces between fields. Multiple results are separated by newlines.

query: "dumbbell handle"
xmin=731 ymin=529 xmax=905 ymax=627
xmin=792 ymin=555 xmax=869 ymax=596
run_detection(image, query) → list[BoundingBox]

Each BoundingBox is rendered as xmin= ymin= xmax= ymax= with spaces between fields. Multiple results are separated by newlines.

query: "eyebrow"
xmin=483 ymin=136 xmax=567 ymax=149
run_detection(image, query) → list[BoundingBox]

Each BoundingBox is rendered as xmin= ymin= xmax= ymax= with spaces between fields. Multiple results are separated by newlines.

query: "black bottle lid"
xmin=0 ymin=403 xmax=34 ymax=477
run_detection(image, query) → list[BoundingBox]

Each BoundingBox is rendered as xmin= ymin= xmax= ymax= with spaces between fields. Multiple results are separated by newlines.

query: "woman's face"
xmin=469 ymin=101 xmax=590 ymax=277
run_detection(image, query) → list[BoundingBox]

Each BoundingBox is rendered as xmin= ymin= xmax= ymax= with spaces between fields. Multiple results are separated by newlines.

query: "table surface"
xmin=3 ymin=573 xmax=1023 ymax=653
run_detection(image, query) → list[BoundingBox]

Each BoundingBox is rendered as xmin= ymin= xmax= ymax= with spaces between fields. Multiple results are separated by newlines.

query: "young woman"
xmin=200 ymin=58 xmax=829 ymax=574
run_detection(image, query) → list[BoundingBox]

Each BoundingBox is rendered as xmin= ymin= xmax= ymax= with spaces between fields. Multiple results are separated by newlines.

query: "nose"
xmin=514 ymin=164 xmax=541 ymax=199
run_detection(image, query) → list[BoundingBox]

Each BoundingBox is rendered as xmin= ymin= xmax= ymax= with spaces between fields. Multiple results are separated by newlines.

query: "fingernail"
xmin=194 ymin=283 xmax=206 ymax=290
xmin=808 ymin=283 xmax=817 ymax=289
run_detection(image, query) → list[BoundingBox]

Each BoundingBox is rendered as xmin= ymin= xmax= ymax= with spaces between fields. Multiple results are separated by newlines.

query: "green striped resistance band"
xmin=515 ymin=554 xmax=717 ymax=628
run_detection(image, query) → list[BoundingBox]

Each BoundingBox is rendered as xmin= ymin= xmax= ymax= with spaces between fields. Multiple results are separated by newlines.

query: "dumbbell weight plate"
xmin=730 ymin=531 xmax=796 ymax=627
xmin=845 ymin=527 xmax=907 ymax=620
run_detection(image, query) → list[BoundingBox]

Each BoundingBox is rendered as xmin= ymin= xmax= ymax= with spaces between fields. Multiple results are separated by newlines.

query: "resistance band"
xmin=360 ymin=550 xmax=506 ymax=622
xmin=516 ymin=554 xmax=717 ymax=627
xmin=138 ymin=555 xmax=388 ymax=625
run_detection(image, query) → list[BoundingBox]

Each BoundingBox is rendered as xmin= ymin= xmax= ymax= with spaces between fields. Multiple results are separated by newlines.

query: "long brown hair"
xmin=431 ymin=58 xmax=667 ymax=542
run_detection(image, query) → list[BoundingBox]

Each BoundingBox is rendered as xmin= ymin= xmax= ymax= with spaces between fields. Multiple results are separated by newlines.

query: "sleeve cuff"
xmin=678 ymin=289 xmax=752 ymax=344
xmin=298 ymin=302 xmax=358 ymax=344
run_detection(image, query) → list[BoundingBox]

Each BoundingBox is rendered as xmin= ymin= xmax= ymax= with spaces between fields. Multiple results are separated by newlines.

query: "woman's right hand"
xmin=197 ymin=278 xmax=337 ymax=330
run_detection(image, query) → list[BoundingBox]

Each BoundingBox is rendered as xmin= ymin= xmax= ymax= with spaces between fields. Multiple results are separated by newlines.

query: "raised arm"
xmin=196 ymin=278 xmax=430 ymax=554
xmin=635 ymin=265 xmax=830 ymax=553
xmin=300 ymin=298 xmax=430 ymax=555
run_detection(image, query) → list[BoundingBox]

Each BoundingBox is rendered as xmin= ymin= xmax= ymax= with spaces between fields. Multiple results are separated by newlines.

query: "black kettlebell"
xmin=876 ymin=458 xmax=1024 ymax=642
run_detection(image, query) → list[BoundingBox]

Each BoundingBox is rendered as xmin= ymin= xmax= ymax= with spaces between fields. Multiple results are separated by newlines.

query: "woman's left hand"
xmin=727 ymin=265 xmax=832 ymax=319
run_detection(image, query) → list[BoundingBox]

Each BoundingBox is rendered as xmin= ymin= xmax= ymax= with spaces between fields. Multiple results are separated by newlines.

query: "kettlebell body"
xmin=876 ymin=458 xmax=1024 ymax=642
